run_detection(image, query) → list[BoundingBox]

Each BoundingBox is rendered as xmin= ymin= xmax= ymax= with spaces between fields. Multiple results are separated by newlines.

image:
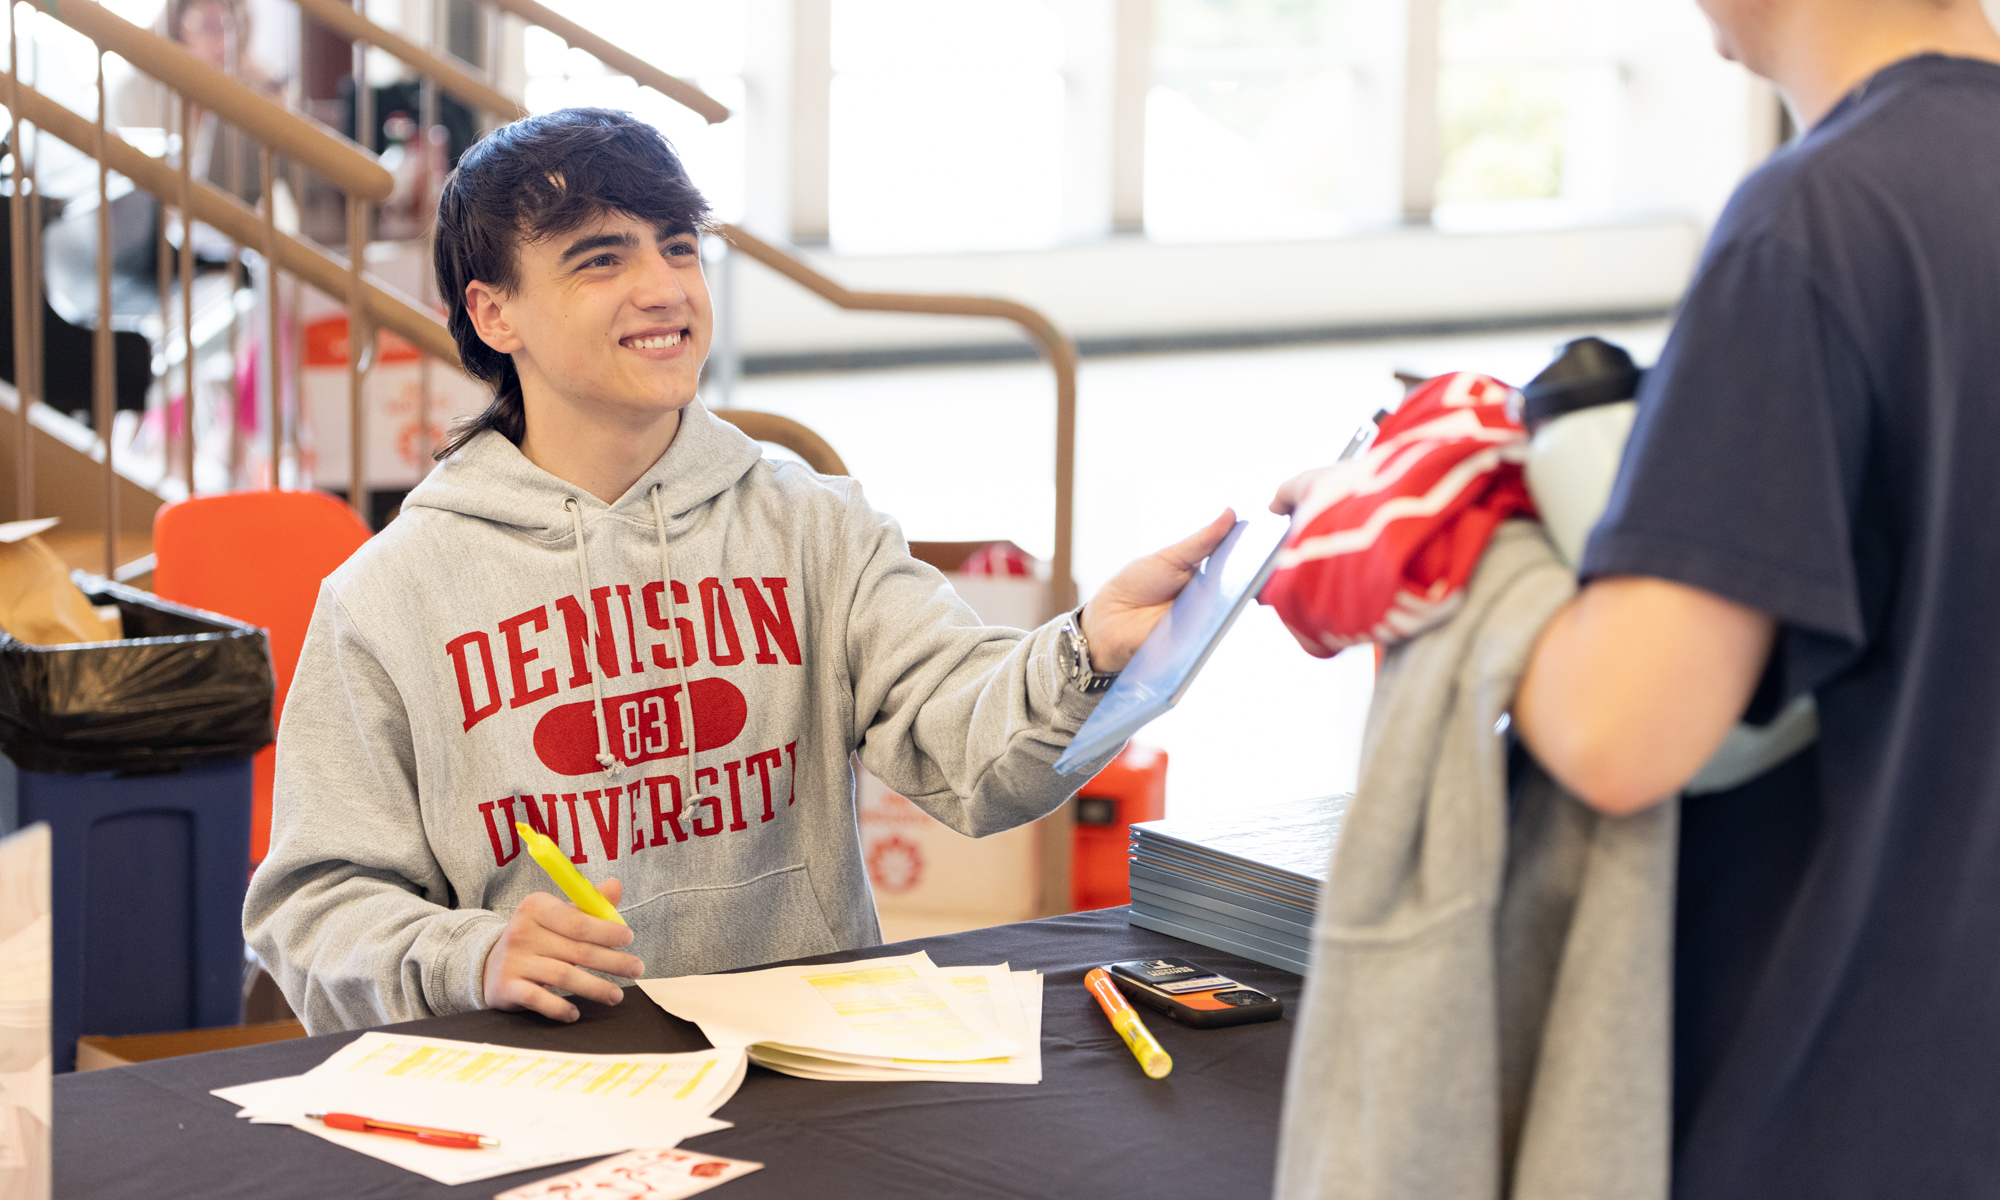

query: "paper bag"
xmin=0 ymin=521 xmax=119 ymax=647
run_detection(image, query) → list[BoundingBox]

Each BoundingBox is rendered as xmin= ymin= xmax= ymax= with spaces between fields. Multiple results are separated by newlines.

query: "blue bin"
xmin=13 ymin=758 xmax=254 ymax=1072
xmin=0 ymin=574 xmax=273 ymax=1074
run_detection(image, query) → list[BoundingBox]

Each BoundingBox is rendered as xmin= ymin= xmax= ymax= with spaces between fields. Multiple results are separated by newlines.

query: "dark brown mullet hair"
xmin=431 ymin=107 xmax=712 ymax=460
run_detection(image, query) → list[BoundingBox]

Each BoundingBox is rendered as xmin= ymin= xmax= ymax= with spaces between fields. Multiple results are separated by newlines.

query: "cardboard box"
xmin=856 ymin=768 xmax=1049 ymax=929
xmin=859 ymin=543 xmax=1069 ymax=932
xmin=300 ymin=314 xmax=490 ymax=491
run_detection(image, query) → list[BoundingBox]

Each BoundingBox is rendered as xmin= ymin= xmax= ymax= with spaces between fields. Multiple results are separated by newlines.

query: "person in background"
xmin=1498 ymin=0 xmax=2000 ymax=1195
xmin=111 ymin=0 xmax=276 ymax=210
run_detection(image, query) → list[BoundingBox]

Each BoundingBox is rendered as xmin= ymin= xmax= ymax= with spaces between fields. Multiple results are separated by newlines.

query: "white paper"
xmin=0 ymin=825 xmax=51 ymax=1200
xmin=494 ymin=1146 xmax=762 ymax=1200
xmin=639 ymin=952 xmax=1018 ymax=1064
xmin=739 ymin=967 xmax=1044 ymax=1085
xmin=212 ymin=1034 xmax=746 ymax=1187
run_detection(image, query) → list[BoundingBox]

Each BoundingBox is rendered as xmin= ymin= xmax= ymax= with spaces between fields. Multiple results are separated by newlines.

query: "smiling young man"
xmin=244 ymin=108 xmax=1230 ymax=1033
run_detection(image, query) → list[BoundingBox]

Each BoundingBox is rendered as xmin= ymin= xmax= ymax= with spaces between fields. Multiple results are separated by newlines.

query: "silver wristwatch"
xmin=1057 ymin=606 xmax=1119 ymax=695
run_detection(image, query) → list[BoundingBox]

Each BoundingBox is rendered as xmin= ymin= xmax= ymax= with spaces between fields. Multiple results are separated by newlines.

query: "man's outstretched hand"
xmin=483 ymin=878 xmax=643 ymax=1022
xmin=1080 ymin=510 xmax=1238 ymax=675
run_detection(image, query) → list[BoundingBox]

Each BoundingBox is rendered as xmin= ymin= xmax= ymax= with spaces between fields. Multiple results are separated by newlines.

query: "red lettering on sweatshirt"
xmin=733 ymin=578 xmax=802 ymax=666
xmin=615 ymin=585 xmax=644 ymax=674
xmin=641 ymin=581 xmax=701 ymax=670
xmin=499 ymin=606 xmax=558 ymax=708
xmin=700 ymin=578 xmax=745 ymax=666
xmin=689 ymin=767 xmax=724 ymax=837
xmin=514 ymin=793 xmax=588 ymax=863
xmin=479 ymin=796 xmax=522 ymax=865
xmin=448 ymin=573 xmax=794 ymax=713
xmin=590 ymin=588 xmax=625 ymax=678
xmin=584 ymin=787 xmax=623 ymax=861
xmin=554 ymin=594 xmax=620 ymax=687
xmin=785 ymin=741 xmax=798 ymax=804
xmin=646 ymin=774 xmax=687 ymax=845
xmin=480 ymin=747 xmax=794 ymax=868
xmin=723 ymin=760 xmax=749 ymax=832
xmin=520 ymin=793 xmax=559 ymax=841
xmin=531 ymin=679 xmax=748 ymax=776
xmin=447 ymin=632 xmax=503 ymax=731
xmin=744 ymin=748 xmax=783 ymax=822
xmin=560 ymin=793 xmax=588 ymax=862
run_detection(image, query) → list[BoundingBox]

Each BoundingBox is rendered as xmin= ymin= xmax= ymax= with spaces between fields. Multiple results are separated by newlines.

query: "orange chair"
xmin=152 ymin=492 xmax=373 ymax=865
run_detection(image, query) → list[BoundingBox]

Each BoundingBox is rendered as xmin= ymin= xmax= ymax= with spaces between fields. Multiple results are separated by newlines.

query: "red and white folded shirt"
xmin=1258 ymin=371 xmax=1536 ymax=655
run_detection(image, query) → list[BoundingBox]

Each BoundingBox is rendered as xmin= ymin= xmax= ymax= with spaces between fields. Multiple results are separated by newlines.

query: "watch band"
xmin=1060 ymin=606 xmax=1119 ymax=695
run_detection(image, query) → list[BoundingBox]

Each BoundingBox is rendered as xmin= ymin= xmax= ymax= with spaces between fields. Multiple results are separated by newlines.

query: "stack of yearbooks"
xmin=1126 ymin=794 xmax=1351 ymax=974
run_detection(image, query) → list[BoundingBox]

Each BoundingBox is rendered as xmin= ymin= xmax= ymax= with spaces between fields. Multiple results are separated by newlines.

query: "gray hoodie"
xmin=244 ymin=400 xmax=1110 ymax=1033
xmin=1276 ymin=521 xmax=1674 ymax=1200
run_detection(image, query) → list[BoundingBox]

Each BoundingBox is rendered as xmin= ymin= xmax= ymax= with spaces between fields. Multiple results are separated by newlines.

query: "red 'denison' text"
xmin=441 ymin=575 xmax=805 ymax=867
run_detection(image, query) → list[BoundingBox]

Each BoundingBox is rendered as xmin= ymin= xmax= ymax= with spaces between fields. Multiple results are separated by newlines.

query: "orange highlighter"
xmin=1085 ymin=966 xmax=1173 ymax=1079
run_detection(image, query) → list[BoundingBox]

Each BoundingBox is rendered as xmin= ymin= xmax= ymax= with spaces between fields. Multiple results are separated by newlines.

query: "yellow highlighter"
xmin=514 ymin=822 xmax=626 ymax=925
xmin=1085 ymin=967 xmax=1173 ymax=1079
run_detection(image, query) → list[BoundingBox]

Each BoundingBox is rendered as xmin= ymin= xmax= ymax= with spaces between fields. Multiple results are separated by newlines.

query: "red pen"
xmin=305 ymin=1111 xmax=499 ymax=1149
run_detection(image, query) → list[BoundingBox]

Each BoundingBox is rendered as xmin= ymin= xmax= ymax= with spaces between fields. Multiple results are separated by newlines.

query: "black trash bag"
xmin=0 ymin=573 xmax=275 ymax=773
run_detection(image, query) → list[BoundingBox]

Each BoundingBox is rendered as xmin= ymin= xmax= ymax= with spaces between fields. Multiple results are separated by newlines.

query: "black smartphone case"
xmin=1105 ymin=958 xmax=1285 ymax=1029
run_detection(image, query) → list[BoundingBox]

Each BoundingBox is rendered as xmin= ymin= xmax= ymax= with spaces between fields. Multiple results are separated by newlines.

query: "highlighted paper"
xmin=753 ymin=966 xmax=1044 ymax=1084
xmin=798 ymin=961 xmax=1002 ymax=1057
xmin=210 ymin=1034 xmax=745 ymax=1187
xmin=641 ymin=952 xmax=1014 ymax=1062
xmin=640 ymin=954 xmax=1043 ymax=1085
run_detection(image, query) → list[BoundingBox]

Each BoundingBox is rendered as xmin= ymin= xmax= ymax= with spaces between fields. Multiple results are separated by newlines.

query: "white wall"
xmin=722 ymin=216 xmax=1701 ymax=359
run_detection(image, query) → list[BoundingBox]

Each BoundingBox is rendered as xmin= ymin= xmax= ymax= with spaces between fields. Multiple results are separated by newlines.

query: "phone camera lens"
xmin=1213 ymin=989 xmax=1268 ymax=1007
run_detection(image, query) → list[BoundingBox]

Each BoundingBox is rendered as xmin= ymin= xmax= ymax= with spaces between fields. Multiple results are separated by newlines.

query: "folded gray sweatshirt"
xmin=244 ymin=400 xmax=1111 ymax=1033
xmin=1276 ymin=520 xmax=1675 ymax=1200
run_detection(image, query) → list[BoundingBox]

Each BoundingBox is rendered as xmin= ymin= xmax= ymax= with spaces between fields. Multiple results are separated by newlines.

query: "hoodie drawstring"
xmin=564 ymin=497 xmax=624 ymax=779
xmin=650 ymin=485 xmax=698 ymax=813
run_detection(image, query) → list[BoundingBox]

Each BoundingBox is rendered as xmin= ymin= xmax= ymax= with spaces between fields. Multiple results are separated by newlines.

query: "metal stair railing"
xmin=717 ymin=224 xmax=1081 ymax=613
xmin=310 ymin=1 xmax=1081 ymax=611
xmin=478 ymin=0 xmax=730 ymax=124
xmin=38 ymin=0 xmax=392 ymax=201
xmin=6 ymin=0 xmax=1083 ymax=601
xmin=292 ymin=0 xmax=526 ymax=124
xmin=2 ymin=0 xmax=443 ymax=556
xmin=1 ymin=76 xmax=453 ymax=363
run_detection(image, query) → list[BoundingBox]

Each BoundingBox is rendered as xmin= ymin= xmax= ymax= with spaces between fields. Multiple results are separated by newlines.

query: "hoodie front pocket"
xmin=624 ymin=864 xmax=839 ymax=978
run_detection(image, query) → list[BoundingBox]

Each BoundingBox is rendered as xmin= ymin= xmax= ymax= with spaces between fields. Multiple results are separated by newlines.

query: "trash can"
xmin=0 ymin=573 xmax=274 ymax=1072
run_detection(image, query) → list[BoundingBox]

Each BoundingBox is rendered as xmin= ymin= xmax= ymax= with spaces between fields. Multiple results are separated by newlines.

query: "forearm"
xmin=251 ymin=587 xmax=510 ymax=1031
xmin=1514 ymin=576 xmax=1775 ymax=816
xmin=862 ymin=616 xmax=1105 ymax=837
xmin=246 ymin=861 xmax=504 ymax=1033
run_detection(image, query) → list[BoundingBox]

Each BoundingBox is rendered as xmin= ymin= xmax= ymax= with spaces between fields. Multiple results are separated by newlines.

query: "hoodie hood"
xmin=403 ymin=398 xmax=765 ymax=540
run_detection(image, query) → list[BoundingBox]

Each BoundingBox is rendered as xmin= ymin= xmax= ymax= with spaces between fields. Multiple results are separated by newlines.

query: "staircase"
xmin=0 ymin=0 xmax=1079 ymax=606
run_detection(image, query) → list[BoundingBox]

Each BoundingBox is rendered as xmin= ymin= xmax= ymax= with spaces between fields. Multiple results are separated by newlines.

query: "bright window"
xmin=1434 ymin=0 xmax=1743 ymax=224
xmin=1146 ymin=0 xmax=1368 ymax=240
xmin=1436 ymin=0 xmax=1573 ymax=205
xmin=827 ymin=0 xmax=1067 ymax=254
xmin=521 ymin=0 xmax=747 ymax=221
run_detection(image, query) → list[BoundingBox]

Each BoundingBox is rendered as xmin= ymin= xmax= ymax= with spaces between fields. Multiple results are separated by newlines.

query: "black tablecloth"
xmin=54 ymin=908 xmax=1300 ymax=1199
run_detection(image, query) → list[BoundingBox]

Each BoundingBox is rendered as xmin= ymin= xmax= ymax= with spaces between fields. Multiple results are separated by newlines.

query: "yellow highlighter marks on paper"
xmin=515 ymin=822 xmax=627 ymax=925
